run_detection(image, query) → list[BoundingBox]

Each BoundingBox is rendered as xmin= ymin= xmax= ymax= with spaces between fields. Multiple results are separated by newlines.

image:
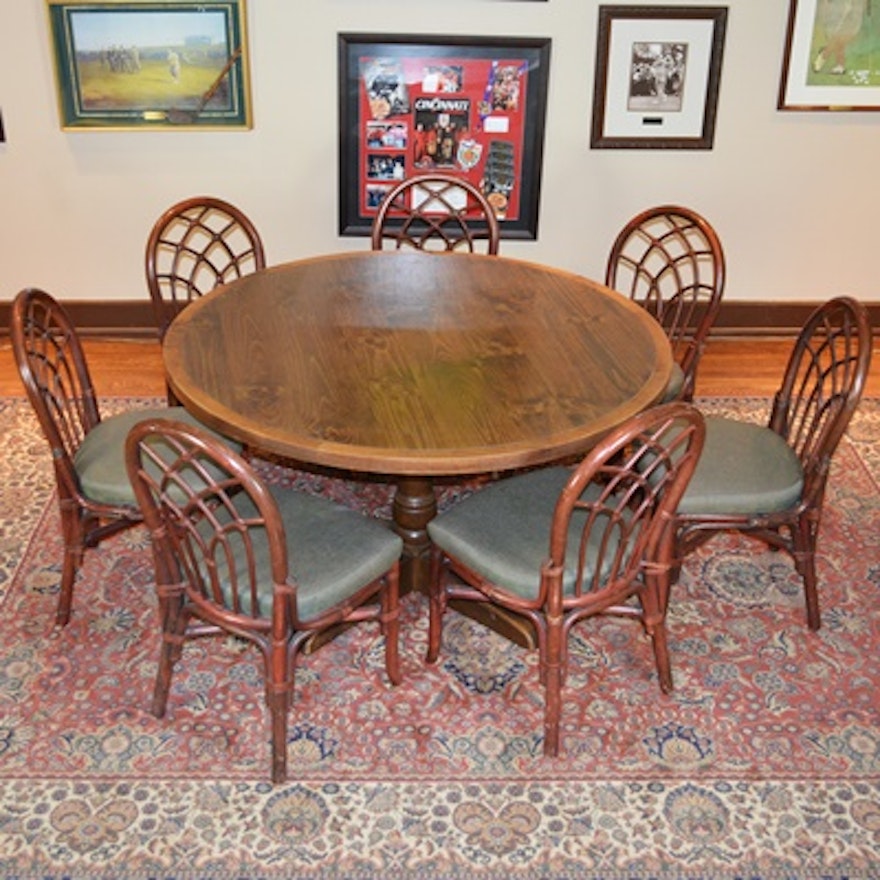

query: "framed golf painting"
xmin=779 ymin=0 xmax=880 ymax=110
xmin=46 ymin=0 xmax=252 ymax=130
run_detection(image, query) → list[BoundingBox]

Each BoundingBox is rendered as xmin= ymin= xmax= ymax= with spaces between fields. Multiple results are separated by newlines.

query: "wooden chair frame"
xmin=145 ymin=195 xmax=266 ymax=342
xmin=427 ymin=402 xmax=705 ymax=756
xmin=605 ymin=205 xmax=726 ymax=401
xmin=371 ymin=173 xmax=501 ymax=254
xmin=11 ymin=288 xmax=142 ymax=625
xmin=675 ymin=296 xmax=872 ymax=630
xmin=146 ymin=196 xmax=265 ymax=405
xmin=125 ymin=418 xmax=402 ymax=783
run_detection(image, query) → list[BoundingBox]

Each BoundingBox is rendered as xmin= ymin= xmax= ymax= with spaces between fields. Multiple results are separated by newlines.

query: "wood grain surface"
xmin=163 ymin=251 xmax=673 ymax=475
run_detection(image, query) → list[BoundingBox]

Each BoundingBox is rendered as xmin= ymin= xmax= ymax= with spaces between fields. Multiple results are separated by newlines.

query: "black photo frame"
xmin=338 ymin=32 xmax=551 ymax=239
xmin=590 ymin=5 xmax=727 ymax=150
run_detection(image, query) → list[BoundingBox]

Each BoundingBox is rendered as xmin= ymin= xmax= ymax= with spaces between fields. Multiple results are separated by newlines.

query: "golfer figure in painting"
xmin=813 ymin=0 xmax=868 ymax=74
xmin=168 ymin=49 xmax=181 ymax=83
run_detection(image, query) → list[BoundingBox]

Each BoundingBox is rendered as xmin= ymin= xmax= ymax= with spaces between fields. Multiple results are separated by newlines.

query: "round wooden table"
xmin=164 ymin=250 xmax=672 ymax=640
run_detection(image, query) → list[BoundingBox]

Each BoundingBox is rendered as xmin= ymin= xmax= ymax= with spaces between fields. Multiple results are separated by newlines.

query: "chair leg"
xmin=792 ymin=517 xmax=821 ymax=631
xmin=266 ymin=638 xmax=296 ymax=785
xmin=541 ymin=616 xmax=564 ymax=757
xmin=269 ymin=689 xmax=289 ymax=785
xmin=649 ymin=620 xmax=674 ymax=694
xmin=151 ymin=593 xmax=187 ymax=718
xmin=56 ymin=506 xmax=84 ymax=627
xmin=426 ymin=549 xmax=446 ymax=664
xmin=57 ymin=544 xmax=79 ymax=627
xmin=382 ymin=566 xmax=402 ymax=686
xmin=642 ymin=576 xmax=674 ymax=694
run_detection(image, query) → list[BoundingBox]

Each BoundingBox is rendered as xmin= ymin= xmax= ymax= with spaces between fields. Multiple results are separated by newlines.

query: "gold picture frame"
xmin=47 ymin=0 xmax=252 ymax=130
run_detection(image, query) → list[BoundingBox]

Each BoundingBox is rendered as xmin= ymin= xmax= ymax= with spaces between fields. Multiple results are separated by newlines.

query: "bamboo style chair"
xmin=145 ymin=195 xmax=266 ymax=404
xmin=605 ymin=205 xmax=726 ymax=402
xmin=371 ymin=173 xmax=501 ymax=254
xmin=125 ymin=418 xmax=402 ymax=784
xmin=674 ymin=296 xmax=872 ymax=631
xmin=426 ymin=402 xmax=706 ymax=756
xmin=10 ymin=287 xmax=234 ymax=626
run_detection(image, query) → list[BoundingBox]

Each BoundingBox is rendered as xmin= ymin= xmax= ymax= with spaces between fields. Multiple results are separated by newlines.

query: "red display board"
xmin=339 ymin=34 xmax=551 ymax=239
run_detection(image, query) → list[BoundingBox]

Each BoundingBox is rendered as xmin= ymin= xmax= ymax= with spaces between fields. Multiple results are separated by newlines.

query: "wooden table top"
xmin=163 ymin=250 xmax=672 ymax=476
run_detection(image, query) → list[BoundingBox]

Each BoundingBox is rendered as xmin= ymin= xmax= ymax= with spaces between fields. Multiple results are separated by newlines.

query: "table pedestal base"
xmin=304 ymin=475 xmax=538 ymax=654
xmin=394 ymin=477 xmax=538 ymax=651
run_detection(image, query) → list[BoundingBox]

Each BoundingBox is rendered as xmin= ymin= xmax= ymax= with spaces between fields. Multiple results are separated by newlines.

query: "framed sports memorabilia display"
xmin=590 ymin=5 xmax=727 ymax=150
xmin=338 ymin=33 xmax=552 ymax=239
xmin=46 ymin=0 xmax=252 ymax=130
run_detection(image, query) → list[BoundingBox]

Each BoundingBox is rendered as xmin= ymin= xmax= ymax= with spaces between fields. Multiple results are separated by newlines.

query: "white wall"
xmin=1 ymin=0 xmax=877 ymax=303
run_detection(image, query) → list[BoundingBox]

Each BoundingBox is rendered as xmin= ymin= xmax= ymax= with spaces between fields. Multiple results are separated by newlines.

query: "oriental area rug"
xmin=0 ymin=396 xmax=878 ymax=880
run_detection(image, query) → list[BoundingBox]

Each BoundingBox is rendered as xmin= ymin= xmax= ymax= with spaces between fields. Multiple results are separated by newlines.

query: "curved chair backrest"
xmin=425 ymin=400 xmax=705 ymax=757
xmin=545 ymin=402 xmax=705 ymax=601
xmin=770 ymin=295 xmax=872 ymax=504
xmin=605 ymin=205 xmax=726 ymax=401
xmin=145 ymin=196 xmax=266 ymax=342
xmin=126 ymin=416 xmax=402 ymax=783
xmin=10 ymin=287 xmax=140 ymax=626
xmin=126 ymin=418 xmax=287 ymax=626
xmin=371 ymin=173 xmax=501 ymax=254
xmin=11 ymin=288 xmax=99 ymax=502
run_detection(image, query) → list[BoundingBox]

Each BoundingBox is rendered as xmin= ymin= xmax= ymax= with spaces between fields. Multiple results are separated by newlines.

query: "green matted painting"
xmin=779 ymin=0 xmax=880 ymax=109
xmin=46 ymin=0 xmax=252 ymax=130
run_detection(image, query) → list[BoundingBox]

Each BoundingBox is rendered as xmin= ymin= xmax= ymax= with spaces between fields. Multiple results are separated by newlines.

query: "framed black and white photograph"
xmin=779 ymin=0 xmax=880 ymax=111
xmin=590 ymin=5 xmax=728 ymax=150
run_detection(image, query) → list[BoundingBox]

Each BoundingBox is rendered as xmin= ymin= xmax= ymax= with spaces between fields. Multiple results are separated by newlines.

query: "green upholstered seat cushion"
xmin=660 ymin=362 xmax=685 ymax=403
xmin=270 ymin=486 xmax=402 ymax=621
xmin=677 ymin=415 xmax=804 ymax=516
xmin=427 ymin=466 xmax=623 ymax=602
xmin=193 ymin=485 xmax=402 ymax=623
xmin=74 ymin=406 xmax=241 ymax=505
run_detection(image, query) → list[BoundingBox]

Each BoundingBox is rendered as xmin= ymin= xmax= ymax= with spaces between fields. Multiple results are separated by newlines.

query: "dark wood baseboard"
xmin=711 ymin=300 xmax=880 ymax=336
xmin=0 ymin=300 xmax=158 ymax=339
xmin=0 ymin=298 xmax=877 ymax=339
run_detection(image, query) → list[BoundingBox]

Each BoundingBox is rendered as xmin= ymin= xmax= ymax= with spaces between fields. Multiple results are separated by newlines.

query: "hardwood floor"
xmin=0 ymin=338 xmax=167 ymax=399
xmin=0 ymin=335 xmax=877 ymax=400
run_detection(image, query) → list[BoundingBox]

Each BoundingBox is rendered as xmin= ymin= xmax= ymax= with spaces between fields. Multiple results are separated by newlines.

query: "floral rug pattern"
xmin=0 ymin=397 xmax=878 ymax=879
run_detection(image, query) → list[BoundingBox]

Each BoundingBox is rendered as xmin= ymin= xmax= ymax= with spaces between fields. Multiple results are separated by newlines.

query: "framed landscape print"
xmin=779 ymin=0 xmax=880 ymax=110
xmin=590 ymin=5 xmax=728 ymax=150
xmin=338 ymin=33 xmax=552 ymax=239
xmin=46 ymin=0 xmax=252 ymax=130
